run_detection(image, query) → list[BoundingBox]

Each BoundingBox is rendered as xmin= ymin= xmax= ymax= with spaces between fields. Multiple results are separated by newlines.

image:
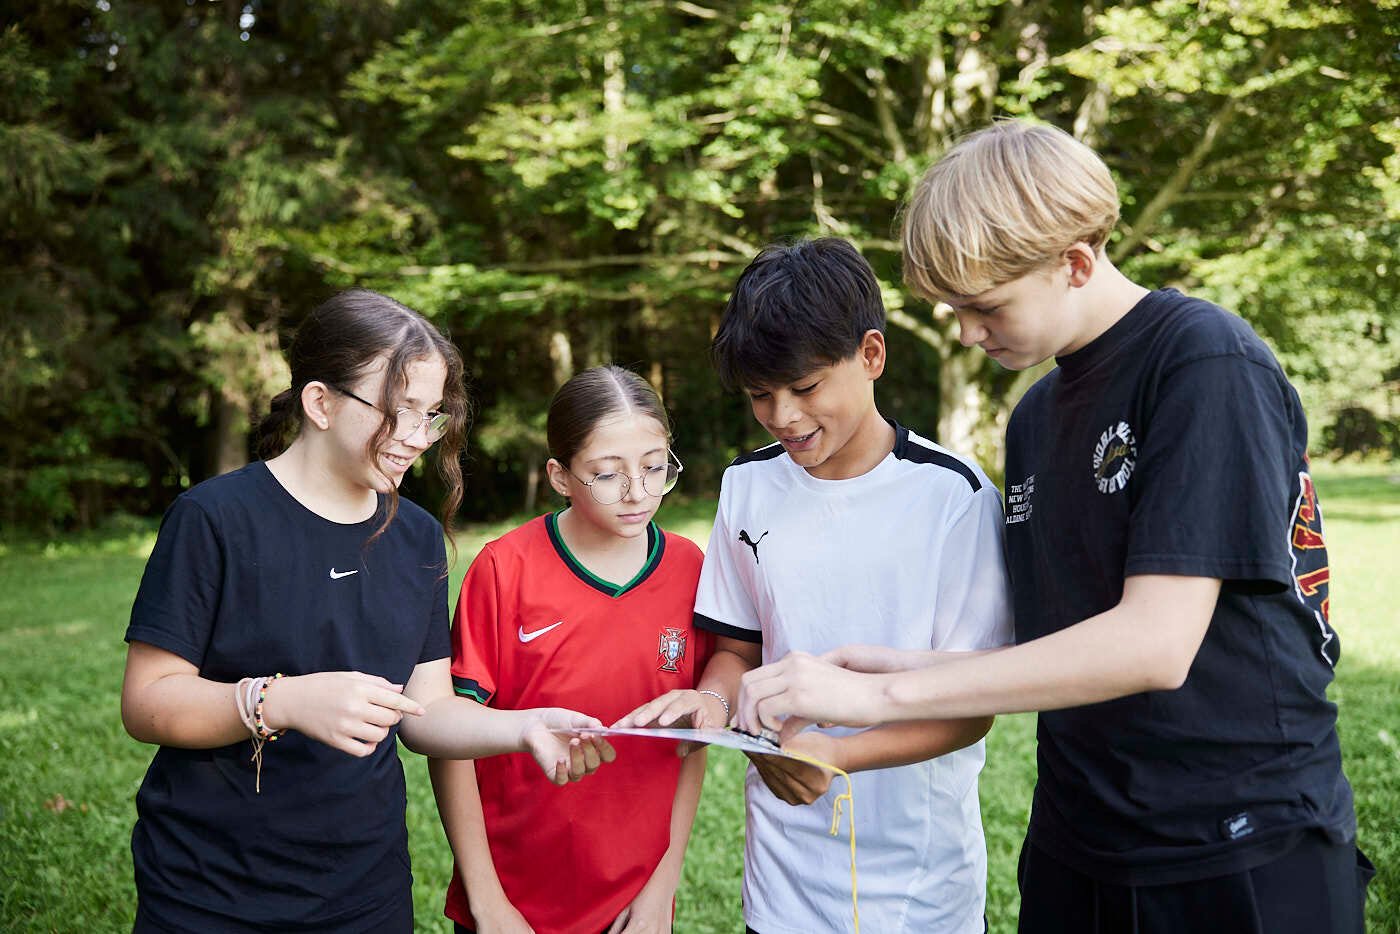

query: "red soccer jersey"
xmin=445 ymin=513 xmax=710 ymax=934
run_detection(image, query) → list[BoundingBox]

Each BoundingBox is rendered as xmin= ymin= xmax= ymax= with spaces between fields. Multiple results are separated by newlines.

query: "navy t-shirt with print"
xmin=125 ymin=462 xmax=451 ymax=931
xmin=1004 ymin=288 xmax=1353 ymax=886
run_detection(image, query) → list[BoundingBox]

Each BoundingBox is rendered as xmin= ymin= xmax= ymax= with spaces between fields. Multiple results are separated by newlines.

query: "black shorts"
xmin=1016 ymin=833 xmax=1374 ymax=934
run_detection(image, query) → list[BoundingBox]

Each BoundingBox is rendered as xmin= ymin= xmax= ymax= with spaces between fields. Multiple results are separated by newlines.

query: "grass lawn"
xmin=1 ymin=465 xmax=1396 ymax=932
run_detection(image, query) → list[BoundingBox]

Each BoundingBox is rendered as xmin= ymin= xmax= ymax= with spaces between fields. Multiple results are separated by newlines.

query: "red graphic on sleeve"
xmin=1289 ymin=471 xmax=1335 ymax=662
xmin=1292 ymin=474 xmax=1327 ymax=550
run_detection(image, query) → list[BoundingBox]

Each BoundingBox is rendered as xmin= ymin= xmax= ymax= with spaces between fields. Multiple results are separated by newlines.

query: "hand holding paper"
xmin=613 ymin=688 xmax=733 ymax=757
xmin=746 ymin=730 xmax=842 ymax=805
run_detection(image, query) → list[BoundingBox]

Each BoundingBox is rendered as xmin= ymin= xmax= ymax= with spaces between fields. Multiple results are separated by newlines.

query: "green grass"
xmin=2 ymin=468 xmax=1396 ymax=932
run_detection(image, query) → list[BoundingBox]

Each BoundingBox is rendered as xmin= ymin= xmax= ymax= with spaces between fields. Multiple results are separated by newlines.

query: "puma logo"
xmin=738 ymin=529 xmax=769 ymax=564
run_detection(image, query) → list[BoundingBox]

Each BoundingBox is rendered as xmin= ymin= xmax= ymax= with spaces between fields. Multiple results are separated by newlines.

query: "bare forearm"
xmin=399 ymin=696 xmax=526 ymax=758
xmin=427 ymin=757 xmax=507 ymax=897
xmin=121 ymin=673 xmax=248 ymax=748
xmin=698 ymin=642 xmax=762 ymax=707
xmin=653 ymin=747 xmax=706 ymax=888
xmin=831 ymin=716 xmax=994 ymax=773
xmin=883 ymin=593 xmax=1210 ymax=721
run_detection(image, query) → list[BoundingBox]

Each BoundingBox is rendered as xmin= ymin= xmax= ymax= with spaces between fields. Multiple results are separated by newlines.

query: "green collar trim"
xmin=545 ymin=511 xmax=665 ymax=597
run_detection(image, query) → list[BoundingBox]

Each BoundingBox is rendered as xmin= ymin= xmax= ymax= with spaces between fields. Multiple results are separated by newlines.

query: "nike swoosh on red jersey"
xmin=518 ymin=621 xmax=565 ymax=643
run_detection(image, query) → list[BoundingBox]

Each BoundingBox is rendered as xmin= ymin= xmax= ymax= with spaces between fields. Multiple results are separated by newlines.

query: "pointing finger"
xmin=374 ymin=690 xmax=425 ymax=716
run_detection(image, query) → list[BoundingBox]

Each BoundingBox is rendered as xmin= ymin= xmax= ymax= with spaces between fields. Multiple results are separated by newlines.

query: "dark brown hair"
xmin=713 ymin=237 xmax=885 ymax=391
xmin=254 ymin=288 xmax=470 ymax=551
xmin=546 ymin=365 xmax=671 ymax=469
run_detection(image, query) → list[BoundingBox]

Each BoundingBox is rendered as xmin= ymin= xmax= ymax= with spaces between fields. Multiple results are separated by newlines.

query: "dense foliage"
xmin=4 ymin=0 xmax=1396 ymax=530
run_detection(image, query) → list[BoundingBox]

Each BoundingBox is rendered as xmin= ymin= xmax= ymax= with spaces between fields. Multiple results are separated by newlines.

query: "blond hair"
xmin=901 ymin=120 xmax=1120 ymax=301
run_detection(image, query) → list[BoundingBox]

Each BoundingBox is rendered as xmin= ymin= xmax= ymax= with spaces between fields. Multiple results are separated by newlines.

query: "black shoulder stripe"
xmin=694 ymin=612 xmax=763 ymax=644
xmin=890 ymin=422 xmax=982 ymax=492
xmin=452 ymin=676 xmax=492 ymax=705
xmin=731 ymin=443 xmax=784 ymax=467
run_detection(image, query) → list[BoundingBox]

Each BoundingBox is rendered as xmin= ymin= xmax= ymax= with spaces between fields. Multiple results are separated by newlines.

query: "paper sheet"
xmin=559 ymin=725 xmax=808 ymax=759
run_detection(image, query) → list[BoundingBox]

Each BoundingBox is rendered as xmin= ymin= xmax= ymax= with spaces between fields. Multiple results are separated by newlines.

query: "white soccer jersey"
xmin=695 ymin=423 xmax=1013 ymax=934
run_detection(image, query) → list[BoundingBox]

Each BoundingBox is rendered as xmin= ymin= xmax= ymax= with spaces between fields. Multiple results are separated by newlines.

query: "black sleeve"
xmin=125 ymin=495 xmax=224 ymax=665
xmin=418 ymin=533 xmax=453 ymax=665
xmin=1125 ymin=354 xmax=1300 ymax=592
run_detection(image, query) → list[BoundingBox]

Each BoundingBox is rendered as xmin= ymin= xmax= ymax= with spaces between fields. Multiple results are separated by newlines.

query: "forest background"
xmin=3 ymin=0 xmax=1397 ymax=531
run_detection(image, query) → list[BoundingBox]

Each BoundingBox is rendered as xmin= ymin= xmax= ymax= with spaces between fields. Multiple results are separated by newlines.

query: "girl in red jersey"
xmin=432 ymin=365 xmax=711 ymax=934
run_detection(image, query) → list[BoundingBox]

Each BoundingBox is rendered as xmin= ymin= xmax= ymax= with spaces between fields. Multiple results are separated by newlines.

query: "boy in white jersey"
xmin=620 ymin=238 xmax=1013 ymax=933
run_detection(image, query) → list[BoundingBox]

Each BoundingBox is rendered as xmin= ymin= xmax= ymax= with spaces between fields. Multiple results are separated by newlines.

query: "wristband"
xmin=234 ymin=673 xmax=285 ymax=794
xmin=695 ymin=689 xmax=730 ymax=721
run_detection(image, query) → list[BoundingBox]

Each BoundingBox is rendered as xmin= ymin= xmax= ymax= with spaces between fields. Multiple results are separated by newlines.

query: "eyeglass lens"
xmin=393 ymin=409 xmax=451 ymax=442
xmin=587 ymin=463 xmax=680 ymax=504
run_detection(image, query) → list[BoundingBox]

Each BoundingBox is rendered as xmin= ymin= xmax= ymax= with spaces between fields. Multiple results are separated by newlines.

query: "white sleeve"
xmin=693 ymin=474 xmax=763 ymax=643
xmin=931 ymin=485 xmax=1014 ymax=651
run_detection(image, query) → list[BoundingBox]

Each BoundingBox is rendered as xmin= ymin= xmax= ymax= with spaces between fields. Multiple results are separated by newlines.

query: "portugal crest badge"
xmin=657 ymin=627 xmax=688 ymax=672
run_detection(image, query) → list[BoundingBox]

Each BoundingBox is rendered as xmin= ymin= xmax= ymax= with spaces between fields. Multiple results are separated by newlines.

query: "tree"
xmin=4 ymin=1 xmax=1394 ymax=530
xmin=351 ymin=0 xmax=1397 ymax=485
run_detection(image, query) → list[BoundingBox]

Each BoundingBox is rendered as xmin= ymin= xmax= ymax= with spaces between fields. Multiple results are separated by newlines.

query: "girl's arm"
xmin=121 ymin=642 xmax=249 ymax=748
xmin=397 ymin=659 xmax=613 ymax=783
xmin=608 ymin=746 xmax=708 ymax=933
xmin=121 ymin=641 xmax=419 ymax=757
xmin=428 ymin=756 xmax=535 ymax=933
xmin=614 ymin=636 xmax=763 ymax=731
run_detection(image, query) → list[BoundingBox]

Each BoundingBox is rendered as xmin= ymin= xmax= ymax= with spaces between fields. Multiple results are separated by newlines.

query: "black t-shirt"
xmin=125 ymin=462 xmax=451 ymax=930
xmin=1004 ymin=289 xmax=1353 ymax=885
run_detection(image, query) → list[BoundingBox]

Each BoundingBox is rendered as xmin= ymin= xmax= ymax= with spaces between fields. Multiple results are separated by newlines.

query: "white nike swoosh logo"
xmin=518 ymin=621 xmax=564 ymax=643
xmin=329 ymin=568 xmax=359 ymax=580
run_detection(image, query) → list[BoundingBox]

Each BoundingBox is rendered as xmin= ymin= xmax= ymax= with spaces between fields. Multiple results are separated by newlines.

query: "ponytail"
xmin=255 ymin=388 xmax=301 ymax=460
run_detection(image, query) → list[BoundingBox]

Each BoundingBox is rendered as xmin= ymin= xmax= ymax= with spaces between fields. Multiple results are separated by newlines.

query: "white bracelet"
xmin=696 ymin=689 xmax=730 ymax=720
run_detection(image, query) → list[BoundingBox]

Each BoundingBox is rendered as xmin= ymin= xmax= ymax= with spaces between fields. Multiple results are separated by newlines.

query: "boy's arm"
xmin=738 ymin=573 xmax=1220 ymax=738
xmin=750 ymin=716 xmax=994 ymax=805
xmin=886 ymin=573 xmax=1220 ymax=715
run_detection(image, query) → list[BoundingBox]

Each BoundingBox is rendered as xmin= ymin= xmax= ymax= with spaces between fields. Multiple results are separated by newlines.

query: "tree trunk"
xmin=211 ymin=388 xmax=249 ymax=477
xmin=549 ymin=327 xmax=574 ymax=387
xmin=524 ymin=463 xmax=540 ymax=515
xmin=937 ymin=349 xmax=986 ymax=454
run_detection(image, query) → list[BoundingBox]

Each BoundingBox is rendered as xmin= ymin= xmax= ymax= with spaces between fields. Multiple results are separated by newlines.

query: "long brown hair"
xmin=255 ymin=289 xmax=470 ymax=553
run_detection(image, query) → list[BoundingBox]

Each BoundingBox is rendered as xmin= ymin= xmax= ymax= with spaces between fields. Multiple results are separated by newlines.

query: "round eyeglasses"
xmin=331 ymin=385 xmax=451 ymax=443
xmin=571 ymin=452 xmax=684 ymax=504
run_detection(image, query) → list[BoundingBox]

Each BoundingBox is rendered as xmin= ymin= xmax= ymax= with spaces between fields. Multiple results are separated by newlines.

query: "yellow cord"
xmin=781 ymin=750 xmax=860 ymax=934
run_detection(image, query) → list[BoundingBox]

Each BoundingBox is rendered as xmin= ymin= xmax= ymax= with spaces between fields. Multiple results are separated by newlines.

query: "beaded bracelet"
xmin=696 ymin=689 xmax=730 ymax=721
xmin=234 ymin=673 xmax=285 ymax=794
xmin=253 ymin=673 xmax=285 ymax=740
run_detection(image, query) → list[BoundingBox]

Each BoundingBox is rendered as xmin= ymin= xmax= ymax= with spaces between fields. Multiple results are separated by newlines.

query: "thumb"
xmin=777 ymin=716 xmax=814 ymax=745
